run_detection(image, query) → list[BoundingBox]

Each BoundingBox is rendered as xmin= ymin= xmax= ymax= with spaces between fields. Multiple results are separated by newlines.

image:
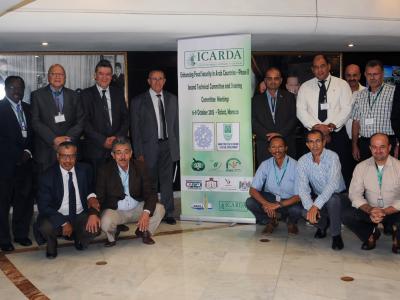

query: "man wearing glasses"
xmin=31 ymin=64 xmax=85 ymax=172
xmin=130 ymin=70 xmax=179 ymax=225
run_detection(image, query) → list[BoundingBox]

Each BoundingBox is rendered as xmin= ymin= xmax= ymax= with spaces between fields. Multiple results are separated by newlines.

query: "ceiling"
xmin=0 ymin=0 xmax=399 ymax=52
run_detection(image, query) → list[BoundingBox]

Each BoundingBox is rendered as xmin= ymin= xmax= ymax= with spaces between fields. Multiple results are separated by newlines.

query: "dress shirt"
xmin=96 ymin=84 xmax=112 ymax=125
xmin=349 ymin=156 xmax=400 ymax=210
xmin=297 ymin=149 xmax=346 ymax=210
xmin=265 ymin=90 xmax=278 ymax=122
xmin=58 ymin=166 xmax=84 ymax=216
xmin=297 ymin=74 xmax=352 ymax=131
xmin=345 ymin=84 xmax=366 ymax=138
xmin=351 ymin=83 xmax=395 ymax=137
xmin=49 ymin=86 xmax=64 ymax=114
xmin=149 ymin=88 xmax=168 ymax=139
xmin=251 ymin=155 xmax=298 ymax=200
xmin=116 ymin=164 xmax=140 ymax=211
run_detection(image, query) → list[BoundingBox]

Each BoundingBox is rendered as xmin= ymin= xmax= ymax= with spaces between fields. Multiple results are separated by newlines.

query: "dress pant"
xmin=343 ymin=208 xmax=400 ymax=242
xmin=358 ymin=135 xmax=397 ymax=162
xmin=38 ymin=212 xmax=99 ymax=254
xmin=101 ymin=202 xmax=165 ymax=242
xmin=245 ymin=191 xmax=303 ymax=225
xmin=148 ymin=140 xmax=175 ymax=218
xmin=0 ymin=162 xmax=33 ymax=244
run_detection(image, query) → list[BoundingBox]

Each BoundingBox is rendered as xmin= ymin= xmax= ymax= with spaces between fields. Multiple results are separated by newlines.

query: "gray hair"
xmin=111 ymin=136 xmax=132 ymax=152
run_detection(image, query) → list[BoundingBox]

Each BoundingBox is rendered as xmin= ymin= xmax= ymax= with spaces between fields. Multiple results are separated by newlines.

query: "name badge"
xmin=21 ymin=130 xmax=27 ymax=138
xmin=275 ymin=195 xmax=281 ymax=202
xmin=320 ymin=103 xmax=329 ymax=110
xmin=54 ymin=114 xmax=66 ymax=123
xmin=365 ymin=118 xmax=374 ymax=125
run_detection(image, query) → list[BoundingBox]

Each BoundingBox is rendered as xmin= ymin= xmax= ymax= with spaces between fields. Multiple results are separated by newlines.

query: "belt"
xmin=158 ymin=138 xmax=168 ymax=142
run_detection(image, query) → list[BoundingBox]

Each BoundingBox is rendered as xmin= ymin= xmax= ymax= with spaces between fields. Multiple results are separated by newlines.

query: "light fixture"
xmin=41 ymin=42 xmax=48 ymax=46
xmin=348 ymin=42 xmax=354 ymax=48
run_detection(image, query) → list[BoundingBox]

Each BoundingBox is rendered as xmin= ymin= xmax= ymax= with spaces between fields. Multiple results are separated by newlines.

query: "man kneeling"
xmin=246 ymin=136 xmax=303 ymax=235
xmin=97 ymin=137 xmax=165 ymax=247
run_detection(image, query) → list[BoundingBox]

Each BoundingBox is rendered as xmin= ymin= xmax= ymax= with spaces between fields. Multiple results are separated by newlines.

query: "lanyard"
xmin=319 ymin=77 xmax=332 ymax=103
xmin=273 ymin=157 xmax=289 ymax=187
xmin=368 ymin=85 xmax=383 ymax=110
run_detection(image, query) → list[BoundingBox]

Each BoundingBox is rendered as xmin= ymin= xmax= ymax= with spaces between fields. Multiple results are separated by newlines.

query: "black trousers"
xmin=38 ymin=212 xmax=99 ymax=254
xmin=358 ymin=135 xmax=397 ymax=162
xmin=0 ymin=162 xmax=33 ymax=244
xmin=343 ymin=207 xmax=400 ymax=242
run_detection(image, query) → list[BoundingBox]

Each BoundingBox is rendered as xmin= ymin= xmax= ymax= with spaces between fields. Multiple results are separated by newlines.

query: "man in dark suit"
xmin=111 ymin=62 xmax=125 ymax=90
xmin=130 ymin=70 xmax=179 ymax=224
xmin=35 ymin=142 xmax=101 ymax=259
xmin=0 ymin=76 xmax=34 ymax=252
xmin=252 ymin=67 xmax=297 ymax=166
xmin=31 ymin=64 xmax=85 ymax=172
xmin=81 ymin=59 xmax=129 ymax=179
xmin=97 ymin=137 xmax=165 ymax=247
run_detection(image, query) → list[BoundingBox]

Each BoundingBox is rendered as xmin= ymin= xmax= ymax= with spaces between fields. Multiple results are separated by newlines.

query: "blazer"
xmin=130 ymin=90 xmax=180 ymax=166
xmin=252 ymin=89 xmax=297 ymax=157
xmin=0 ymin=98 xmax=33 ymax=178
xmin=31 ymin=85 xmax=85 ymax=165
xmin=36 ymin=162 xmax=97 ymax=229
xmin=96 ymin=159 xmax=158 ymax=216
xmin=81 ymin=85 xmax=129 ymax=159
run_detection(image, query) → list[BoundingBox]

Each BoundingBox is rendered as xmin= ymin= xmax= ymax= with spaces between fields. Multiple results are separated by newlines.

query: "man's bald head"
xmin=344 ymin=64 xmax=362 ymax=92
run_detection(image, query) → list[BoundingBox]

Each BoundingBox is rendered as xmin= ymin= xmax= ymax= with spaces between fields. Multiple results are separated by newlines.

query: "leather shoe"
xmin=141 ymin=231 xmax=155 ymax=245
xmin=117 ymin=224 xmax=129 ymax=232
xmin=74 ymin=240 xmax=84 ymax=251
xmin=46 ymin=251 xmax=57 ymax=259
xmin=314 ymin=228 xmax=327 ymax=239
xmin=287 ymin=223 xmax=299 ymax=235
xmin=164 ymin=217 xmax=177 ymax=225
xmin=0 ymin=243 xmax=15 ymax=252
xmin=104 ymin=241 xmax=116 ymax=247
xmin=361 ymin=228 xmax=381 ymax=250
xmin=391 ymin=225 xmax=400 ymax=254
xmin=14 ymin=238 xmax=32 ymax=247
xmin=332 ymin=235 xmax=344 ymax=250
xmin=135 ymin=228 xmax=144 ymax=237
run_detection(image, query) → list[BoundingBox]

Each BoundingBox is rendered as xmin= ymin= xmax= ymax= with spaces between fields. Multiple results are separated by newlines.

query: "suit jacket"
xmin=390 ymin=84 xmax=400 ymax=140
xmin=0 ymin=98 xmax=33 ymax=178
xmin=80 ymin=85 xmax=129 ymax=159
xmin=130 ymin=90 xmax=179 ymax=166
xmin=96 ymin=159 xmax=158 ymax=216
xmin=31 ymin=85 xmax=85 ymax=166
xmin=252 ymin=89 xmax=297 ymax=161
xmin=36 ymin=163 xmax=97 ymax=229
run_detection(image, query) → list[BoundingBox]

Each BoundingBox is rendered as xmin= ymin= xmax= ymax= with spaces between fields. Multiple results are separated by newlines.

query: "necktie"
xmin=271 ymin=96 xmax=276 ymax=122
xmin=101 ymin=90 xmax=112 ymax=128
xmin=16 ymin=103 xmax=26 ymax=131
xmin=53 ymin=90 xmax=63 ymax=112
xmin=318 ymin=80 xmax=327 ymax=122
xmin=157 ymin=94 xmax=167 ymax=139
xmin=68 ymin=172 xmax=77 ymax=220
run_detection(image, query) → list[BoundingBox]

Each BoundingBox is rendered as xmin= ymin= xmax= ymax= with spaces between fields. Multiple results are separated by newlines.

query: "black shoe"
xmin=164 ymin=217 xmax=176 ymax=225
xmin=104 ymin=241 xmax=116 ymax=247
xmin=74 ymin=240 xmax=84 ymax=251
xmin=46 ymin=252 xmax=57 ymax=259
xmin=361 ymin=228 xmax=381 ymax=250
xmin=332 ymin=235 xmax=344 ymax=250
xmin=14 ymin=238 xmax=32 ymax=247
xmin=384 ymin=224 xmax=393 ymax=236
xmin=0 ymin=243 xmax=15 ymax=252
xmin=117 ymin=224 xmax=129 ymax=232
xmin=141 ymin=231 xmax=155 ymax=245
xmin=135 ymin=228 xmax=143 ymax=237
xmin=314 ymin=228 xmax=327 ymax=239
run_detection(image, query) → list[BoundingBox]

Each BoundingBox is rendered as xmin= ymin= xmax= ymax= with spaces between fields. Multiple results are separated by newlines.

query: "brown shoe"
xmin=392 ymin=225 xmax=400 ymax=254
xmin=287 ymin=223 xmax=299 ymax=235
xmin=262 ymin=223 xmax=275 ymax=235
xmin=135 ymin=228 xmax=155 ymax=245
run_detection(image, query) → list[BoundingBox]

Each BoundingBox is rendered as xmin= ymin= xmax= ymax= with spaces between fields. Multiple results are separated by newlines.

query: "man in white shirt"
xmin=297 ymin=54 xmax=353 ymax=187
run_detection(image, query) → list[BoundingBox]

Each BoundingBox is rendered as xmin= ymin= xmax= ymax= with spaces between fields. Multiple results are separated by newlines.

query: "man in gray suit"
xmin=130 ymin=70 xmax=179 ymax=224
xmin=31 ymin=64 xmax=85 ymax=172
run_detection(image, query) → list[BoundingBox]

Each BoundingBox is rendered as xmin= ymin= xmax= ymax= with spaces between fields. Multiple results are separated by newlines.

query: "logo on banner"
xmin=186 ymin=180 xmax=202 ymax=190
xmin=184 ymin=48 xmax=244 ymax=68
xmin=223 ymin=123 xmax=232 ymax=141
xmin=226 ymin=158 xmax=241 ymax=172
xmin=239 ymin=180 xmax=251 ymax=191
xmin=191 ymin=158 xmax=205 ymax=171
xmin=218 ymin=201 xmax=247 ymax=212
xmin=205 ymin=178 xmax=218 ymax=190
xmin=221 ymin=178 xmax=236 ymax=191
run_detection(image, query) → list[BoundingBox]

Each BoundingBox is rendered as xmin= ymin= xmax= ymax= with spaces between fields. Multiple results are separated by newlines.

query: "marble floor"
xmin=1 ymin=220 xmax=400 ymax=300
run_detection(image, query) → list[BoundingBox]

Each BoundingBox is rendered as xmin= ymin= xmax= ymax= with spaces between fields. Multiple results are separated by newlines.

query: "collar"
xmin=149 ymin=88 xmax=163 ymax=98
xmin=96 ymin=84 xmax=109 ymax=94
xmin=316 ymin=74 xmax=331 ymax=85
xmin=117 ymin=164 xmax=129 ymax=175
xmin=60 ymin=166 xmax=76 ymax=176
xmin=6 ymin=96 xmax=21 ymax=109
xmin=265 ymin=89 xmax=278 ymax=99
xmin=49 ymin=85 xmax=63 ymax=94
xmin=312 ymin=148 xmax=327 ymax=163
xmin=368 ymin=83 xmax=384 ymax=94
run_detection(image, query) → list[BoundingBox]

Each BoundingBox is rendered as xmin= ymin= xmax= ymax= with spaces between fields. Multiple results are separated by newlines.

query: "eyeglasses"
xmin=149 ymin=77 xmax=165 ymax=82
xmin=49 ymin=73 xmax=65 ymax=78
xmin=58 ymin=154 xmax=77 ymax=160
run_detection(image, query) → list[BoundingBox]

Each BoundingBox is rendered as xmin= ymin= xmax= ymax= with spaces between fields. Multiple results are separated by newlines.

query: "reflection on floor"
xmin=1 ymin=220 xmax=400 ymax=300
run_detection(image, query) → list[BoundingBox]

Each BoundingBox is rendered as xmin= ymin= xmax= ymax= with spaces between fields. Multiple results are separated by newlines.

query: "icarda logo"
xmin=191 ymin=158 xmax=205 ymax=171
xmin=184 ymin=48 xmax=244 ymax=68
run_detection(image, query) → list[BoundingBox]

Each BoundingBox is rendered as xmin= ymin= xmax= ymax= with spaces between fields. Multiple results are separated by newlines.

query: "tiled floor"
xmin=1 ymin=220 xmax=400 ymax=300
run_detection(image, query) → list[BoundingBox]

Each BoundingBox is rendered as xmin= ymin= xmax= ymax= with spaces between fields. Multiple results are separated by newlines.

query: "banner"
xmin=178 ymin=34 xmax=254 ymax=223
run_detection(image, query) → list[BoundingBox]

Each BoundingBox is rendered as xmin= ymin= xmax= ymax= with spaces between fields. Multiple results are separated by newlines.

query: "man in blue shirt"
xmin=297 ymin=129 xmax=347 ymax=250
xmin=246 ymin=136 xmax=302 ymax=235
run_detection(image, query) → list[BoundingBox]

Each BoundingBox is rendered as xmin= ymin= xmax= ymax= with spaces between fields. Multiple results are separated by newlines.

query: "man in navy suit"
xmin=0 ymin=76 xmax=34 ymax=252
xmin=35 ymin=142 xmax=101 ymax=259
xmin=130 ymin=70 xmax=179 ymax=224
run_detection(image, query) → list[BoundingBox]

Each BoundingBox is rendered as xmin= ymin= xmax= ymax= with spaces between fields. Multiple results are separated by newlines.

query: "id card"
xmin=377 ymin=197 xmax=384 ymax=208
xmin=365 ymin=118 xmax=374 ymax=125
xmin=21 ymin=130 xmax=27 ymax=138
xmin=54 ymin=114 xmax=66 ymax=123
xmin=275 ymin=195 xmax=281 ymax=202
xmin=320 ymin=103 xmax=329 ymax=110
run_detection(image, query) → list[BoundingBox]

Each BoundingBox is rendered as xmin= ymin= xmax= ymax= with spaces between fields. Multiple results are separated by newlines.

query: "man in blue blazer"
xmin=130 ymin=70 xmax=179 ymax=224
xmin=35 ymin=142 xmax=100 ymax=259
xmin=0 ymin=76 xmax=34 ymax=252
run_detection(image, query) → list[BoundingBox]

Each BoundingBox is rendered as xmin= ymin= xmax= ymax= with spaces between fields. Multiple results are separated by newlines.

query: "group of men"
xmin=0 ymin=60 xmax=179 ymax=258
xmin=249 ymin=54 xmax=400 ymax=252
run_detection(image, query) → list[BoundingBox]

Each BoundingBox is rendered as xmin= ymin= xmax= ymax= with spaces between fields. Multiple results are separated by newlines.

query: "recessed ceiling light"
xmin=348 ymin=43 xmax=355 ymax=48
xmin=41 ymin=42 xmax=48 ymax=46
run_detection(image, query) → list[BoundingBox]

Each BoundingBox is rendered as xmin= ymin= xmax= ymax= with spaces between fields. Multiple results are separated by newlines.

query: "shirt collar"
xmin=117 ymin=164 xmax=129 ymax=175
xmin=149 ymin=88 xmax=163 ymax=98
xmin=96 ymin=84 xmax=109 ymax=94
xmin=265 ymin=89 xmax=278 ymax=99
xmin=316 ymin=74 xmax=331 ymax=85
xmin=6 ymin=96 xmax=21 ymax=109
xmin=60 ymin=166 xmax=76 ymax=176
xmin=49 ymin=85 xmax=63 ymax=94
